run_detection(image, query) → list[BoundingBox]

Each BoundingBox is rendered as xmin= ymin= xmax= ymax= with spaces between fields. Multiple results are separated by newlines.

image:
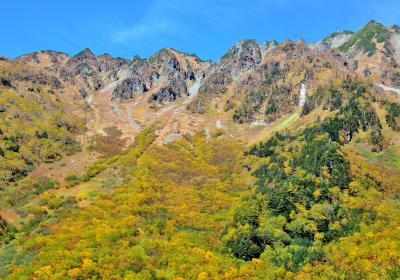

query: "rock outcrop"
xmin=150 ymin=77 xmax=188 ymax=104
xmin=111 ymin=48 xmax=210 ymax=103
xmin=187 ymin=40 xmax=262 ymax=113
xmin=112 ymin=77 xmax=148 ymax=100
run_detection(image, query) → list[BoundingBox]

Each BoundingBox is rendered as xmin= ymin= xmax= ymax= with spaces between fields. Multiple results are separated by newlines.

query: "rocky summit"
xmin=1 ymin=19 xmax=400 ymax=280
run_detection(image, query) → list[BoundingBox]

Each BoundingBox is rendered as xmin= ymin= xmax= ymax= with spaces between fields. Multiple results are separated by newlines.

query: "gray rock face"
xmin=111 ymin=77 xmax=147 ymax=100
xmin=111 ymin=48 xmax=210 ymax=103
xmin=98 ymin=54 xmax=127 ymax=72
xmin=150 ymin=49 xmax=181 ymax=78
xmin=64 ymin=48 xmax=100 ymax=76
xmin=79 ymin=87 xmax=88 ymax=98
xmin=109 ymin=70 xmax=118 ymax=82
xmin=92 ymin=76 xmax=103 ymax=90
xmin=227 ymin=39 xmax=262 ymax=71
xmin=55 ymin=48 xmax=126 ymax=96
xmin=150 ymin=78 xmax=187 ymax=103
xmin=125 ymin=56 xmax=151 ymax=80
xmin=188 ymin=40 xmax=262 ymax=113
xmin=75 ymin=63 xmax=91 ymax=75
xmin=63 ymin=48 xmax=126 ymax=79
xmin=326 ymin=33 xmax=353 ymax=48
xmin=149 ymin=71 xmax=160 ymax=84
xmin=72 ymin=48 xmax=96 ymax=62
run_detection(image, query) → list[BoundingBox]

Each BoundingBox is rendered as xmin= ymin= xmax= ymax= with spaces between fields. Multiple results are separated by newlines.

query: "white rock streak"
xmin=299 ymin=83 xmax=306 ymax=107
xmin=188 ymin=77 xmax=203 ymax=97
xmin=376 ymin=83 xmax=400 ymax=95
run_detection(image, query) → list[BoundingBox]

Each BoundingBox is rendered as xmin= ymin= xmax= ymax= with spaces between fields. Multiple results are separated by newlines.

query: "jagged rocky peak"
xmin=187 ymin=39 xmax=263 ymax=113
xmin=111 ymin=56 xmax=152 ymax=101
xmin=222 ymin=39 xmax=262 ymax=71
xmin=63 ymin=48 xmax=100 ymax=76
xmin=149 ymin=48 xmax=183 ymax=79
xmin=149 ymin=48 xmax=177 ymax=66
xmin=64 ymin=48 xmax=124 ymax=78
xmin=280 ymin=39 xmax=307 ymax=50
xmin=126 ymin=55 xmax=149 ymax=72
xmin=127 ymin=55 xmax=147 ymax=68
xmin=267 ymin=40 xmax=314 ymax=62
xmin=111 ymin=48 xmax=210 ymax=103
xmin=54 ymin=49 xmax=126 ymax=97
xmin=192 ymin=39 xmax=262 ymax=101
xmin=187 ymin=40 xmax=263 ymax=114
xmin=189 ymin=36 xmax=353 ymax=116
xmin=72 ymin=47 xmax=97 ymax=61
xmin=97 ymin=53 xmax=127 ymax=72
xmin=147 ymin=48 xmax=203 ymax=104
xmin=308 ymin=20 xmax=400 ymax=57
xmin=149 ymin=47 xmax=210 ymax=80
xmin=261 ymin=40 xmax=279 ymax=57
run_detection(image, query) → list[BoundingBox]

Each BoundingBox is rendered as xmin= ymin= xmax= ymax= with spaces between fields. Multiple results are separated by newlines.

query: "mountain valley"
xmin=1 ymin=20 xmax=400 ymax=279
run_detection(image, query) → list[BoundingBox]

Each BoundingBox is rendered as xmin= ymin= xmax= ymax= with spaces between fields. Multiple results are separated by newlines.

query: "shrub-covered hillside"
xmin=1 ymin=77 xmax=400 ymax=279
xmin=2 ymin=19 xmax=400 ymax=279
xmin=0 ymin=87 xmax=82 ymax=183
xmin=0 ymin=83 xmax=84 ymax=244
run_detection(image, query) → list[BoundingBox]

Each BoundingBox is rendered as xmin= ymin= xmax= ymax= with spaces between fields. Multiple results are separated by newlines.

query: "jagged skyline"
xmin=2 ymin=0 xmax=400 ymax=60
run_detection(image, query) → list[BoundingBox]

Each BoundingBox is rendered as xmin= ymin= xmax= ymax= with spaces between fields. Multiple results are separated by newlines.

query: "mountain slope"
xmin=339 ymin=20 xmax=400 ymax=85
xmin=2 ymin=77 xmax=400 ymax=279
xmin=1 ymin=20 xmax=400 ymax=279
xmin=189 ymin=39 xmax=349 ymax=125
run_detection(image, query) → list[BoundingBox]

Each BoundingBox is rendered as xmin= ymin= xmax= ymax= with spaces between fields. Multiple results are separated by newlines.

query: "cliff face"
xmin=112 ymin=48 xmax=211 ymax=104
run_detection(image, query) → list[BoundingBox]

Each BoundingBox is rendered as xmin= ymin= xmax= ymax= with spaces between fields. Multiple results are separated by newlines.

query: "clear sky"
xmin=2 ymin=0 xmax=400 ymax=61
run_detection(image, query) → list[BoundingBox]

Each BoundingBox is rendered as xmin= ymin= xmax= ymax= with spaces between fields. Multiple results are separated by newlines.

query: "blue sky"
xmin=2 ymin=0 xmax=400 ymax=61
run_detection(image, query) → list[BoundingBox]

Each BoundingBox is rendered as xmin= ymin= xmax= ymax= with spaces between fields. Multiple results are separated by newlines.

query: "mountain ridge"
xmin=3 ymin=20 xmax=400 ymax=145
